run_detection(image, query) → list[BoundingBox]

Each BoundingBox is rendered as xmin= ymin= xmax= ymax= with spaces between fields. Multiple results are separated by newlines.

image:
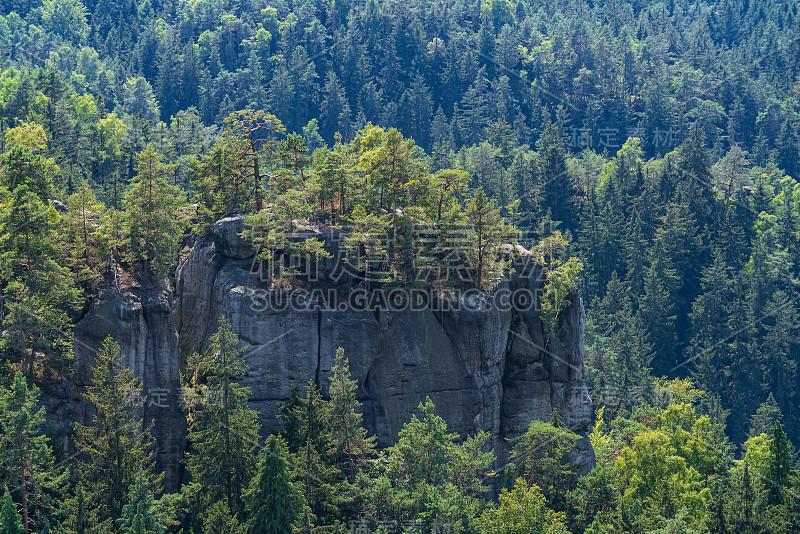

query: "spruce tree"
xmin=73 ymin=336 xmax=160 ymax=525
xmin=243 ymin=435 xmax=304 ymax=534
xmin=184 ymin=317 xmax=260 ymax=518
xmin=327 ymin=348 xmax=376 ymax=484
xmin=766 ymin=422 xmax=795 ymax=506
xmin=537 ymin=122 xmax=578 ymax=231
xmin=117 ymin=472 xmax=165 ymax=534
xmin=0 ymin=489 xmax=23 ymax=534
xmin=387 ymin=397 xmax=458 ymax=487
xmin=0 ymin=372 xmax=67 ymax=534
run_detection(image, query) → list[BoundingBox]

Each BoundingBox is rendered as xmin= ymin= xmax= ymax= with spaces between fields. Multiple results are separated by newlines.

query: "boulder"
xmin=213 ymin=215 xmax=256 ymax=259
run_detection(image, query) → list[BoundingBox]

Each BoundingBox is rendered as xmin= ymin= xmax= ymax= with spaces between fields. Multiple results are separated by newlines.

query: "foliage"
xmin=183 ymin=318 xmax=260 ymax=518
xmin=72 ymin=337 xmax=160 ymax=526
xmin=478 ymin=478 xmax=569 ymax=534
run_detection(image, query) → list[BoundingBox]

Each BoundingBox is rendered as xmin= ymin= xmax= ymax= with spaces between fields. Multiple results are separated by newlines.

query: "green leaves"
xmin=122 ymin=144 xmax=186 ymax=280
xmin=479 ymin=478 xmax=569 ymax=534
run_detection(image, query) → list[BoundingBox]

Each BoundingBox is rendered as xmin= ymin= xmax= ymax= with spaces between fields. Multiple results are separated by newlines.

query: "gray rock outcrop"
xmin=177 ymin=216 xmax=595 ymax=473
xmin=46 ymin=215 xmax=594 ymax=492
xmin=43 ymin=290 xmax=185 ymax=492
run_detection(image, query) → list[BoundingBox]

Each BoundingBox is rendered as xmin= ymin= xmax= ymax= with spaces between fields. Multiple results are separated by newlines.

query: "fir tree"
xmin=243 ymin=435 xmax=305 ymax=534
xmin=73 ymin=336 xmax=160 ymax=525
xmin=184 ymin=317 xmax=260 ymax=518
xmin=0 ymin=372 xmax=67 ymax=534
xmin=765 ymin=422 xmax=795 ymax=506
xmin=537 ymin=122 xmax=578 ymax=232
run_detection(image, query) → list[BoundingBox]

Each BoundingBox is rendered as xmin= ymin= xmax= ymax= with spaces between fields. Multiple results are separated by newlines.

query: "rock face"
xmin=47 ymin=215 xmax=594 ymax=492
xmin=176 ymin=216 xmax=595 ymax=473
xmin=43 ymin=290 xmax=185 ymax=492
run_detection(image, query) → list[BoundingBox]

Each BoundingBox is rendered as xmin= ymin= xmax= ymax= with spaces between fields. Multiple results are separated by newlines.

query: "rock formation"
xmin=176 ymin=216 xmax=595 ymax=472
xmin=45 ymin=215 xmax=594 ymax=492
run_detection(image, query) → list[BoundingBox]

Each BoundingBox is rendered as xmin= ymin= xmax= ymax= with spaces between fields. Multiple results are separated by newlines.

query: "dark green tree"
xmin=184 ymin=317 xmax=260 ymax=518
xmin=243 ymin=435 xmax=305 ymax=534
xmin=0 ymin=372 xmax=66 ymax=534
xmin=72 ymin=336 xmax=160 ymax=526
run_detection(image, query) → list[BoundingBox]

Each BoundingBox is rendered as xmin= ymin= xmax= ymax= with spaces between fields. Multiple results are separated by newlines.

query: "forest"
xmin=1 ymin=0 xmax=800 ymax=531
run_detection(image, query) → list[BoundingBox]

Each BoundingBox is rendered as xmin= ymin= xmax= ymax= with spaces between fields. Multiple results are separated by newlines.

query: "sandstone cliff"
xmin=46 ymin=215 xmax=594 ymax=492
xmin=176 ymin=217 xmax=595 ymax=472
xmin=43 ymin=289 xmax=185 ymax=491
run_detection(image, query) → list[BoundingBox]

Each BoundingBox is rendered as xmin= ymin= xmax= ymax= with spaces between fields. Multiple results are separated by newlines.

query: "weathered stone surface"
xmin=46 ymin=220 xmax=595 ymax=491
xmin=43 ymin=289 xmax=185 ymax=491
xmin=213 ymin=215 xmax=256 ymax=259
xmin=175 ymin=232 xmax=596 ymax=476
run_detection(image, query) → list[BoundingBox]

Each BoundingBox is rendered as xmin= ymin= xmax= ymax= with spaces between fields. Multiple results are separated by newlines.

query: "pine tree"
xmin=184 ymin=317 xmax=260 ymax=518
xmin=243 ymin=435 xmax=305 ymax=534
xmin=221 ymin=110 xmax=285 ymax=213
xmin=122 ymin=144 xmax=186 ymax=279
xmin=73 ymin=336 xmax=160 ymax=524
xmin=327 ymin=348 xmax=376 ymax=484
xmin=64 ymin=180 xmax=107 ymax=286
xmin=509 ymin=419 xmax=579 ymax=510
xmin=465 ymin=187 xmax=507 ymax=289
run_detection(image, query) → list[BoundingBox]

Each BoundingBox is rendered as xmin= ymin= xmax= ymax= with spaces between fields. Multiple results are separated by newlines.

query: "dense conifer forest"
xmin=1 ymin=0 xmax=800 ymax=531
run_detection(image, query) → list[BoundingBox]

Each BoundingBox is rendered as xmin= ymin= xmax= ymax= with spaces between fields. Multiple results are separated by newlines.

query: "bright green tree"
xmin=0 ymin=124 xmax=81 ymax=380
xmin=0 ymin=488 xmax=23 ymax=534
xmin=508 ymin=419 xmax=579 ymax=510
xmin=40 ymin=0 xmax=89 ymax=45
xmin=479 ymin=478 xmax=569 ymax=534
xmin=387 ymin=397 xmax=458 ymax=487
